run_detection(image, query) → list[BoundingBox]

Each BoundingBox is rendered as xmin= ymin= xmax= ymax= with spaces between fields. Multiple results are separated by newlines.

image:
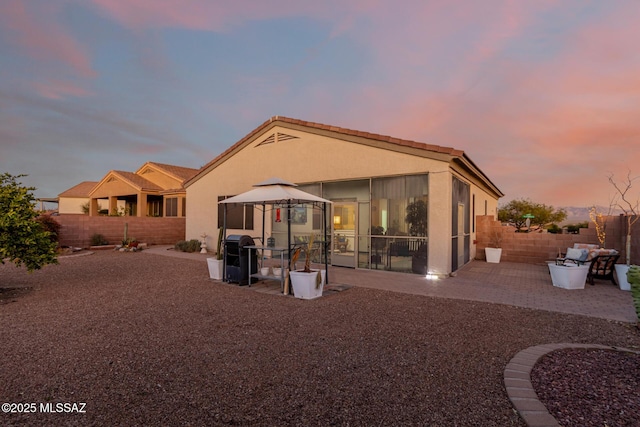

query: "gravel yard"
xmin=1 ymin=251 xmax=639 ymax=426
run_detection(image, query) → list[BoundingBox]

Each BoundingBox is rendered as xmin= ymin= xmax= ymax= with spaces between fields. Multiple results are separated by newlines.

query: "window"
xmin=166 ymin=198 xmax=178 ymax=217
xmin=147 ymin=198 xmax=162 ymax=217
xmin=217 ymin=196 xmax=254 ymax=230
xmin=371 ymin=175 xmax=428 ymax=236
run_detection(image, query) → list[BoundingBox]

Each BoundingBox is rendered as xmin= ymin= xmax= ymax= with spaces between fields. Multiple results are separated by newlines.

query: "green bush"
xmin=1 ymin=173 xmax=58 ymax=271
xmin=90 ymin=233 xmax=108 ymax=246
xmin=565 ymin=222 xmax=588 ymax=234
xmin=546 ymin=224 xmax=561 ymax=234
xmin=628 ymin=265 xmax=640 ymax=324
xmin=174 ymin=239 xmax=201 ymax=253
xmin=35 ymin=213 xmax=61 ymax=243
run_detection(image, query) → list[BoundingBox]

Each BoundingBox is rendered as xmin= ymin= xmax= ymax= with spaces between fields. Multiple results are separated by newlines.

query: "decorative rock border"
xmin=58 ymin=250 xmax=94 ymax=259
xmin=504 ymin=343 xmax=640 ymax=427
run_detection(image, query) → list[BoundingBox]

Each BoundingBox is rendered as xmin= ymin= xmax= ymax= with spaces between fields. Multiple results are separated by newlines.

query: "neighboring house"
xmin=58 ymin=181 xmax=101 ymax=214
xmin=86 ymin=162 xmax=199 ymax=217
xmin=184 ymin=116 xmax=503 ymax=276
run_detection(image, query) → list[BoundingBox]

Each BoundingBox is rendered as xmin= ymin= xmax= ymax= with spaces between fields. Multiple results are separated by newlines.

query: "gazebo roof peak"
xmin=253 ymin=177 xmax=298 ymax=187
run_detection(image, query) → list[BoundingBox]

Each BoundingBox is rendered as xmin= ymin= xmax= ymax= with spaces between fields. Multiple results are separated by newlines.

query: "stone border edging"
xmin=58 ymin=250 xmax=94 ymax=259
xmin=504 ymin=343 xmax=640 ymax=427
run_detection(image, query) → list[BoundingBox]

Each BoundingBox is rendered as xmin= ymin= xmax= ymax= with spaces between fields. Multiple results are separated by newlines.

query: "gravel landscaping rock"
xmin=1 ymin=251 xmax=639 ymax=426
xmin=531 ymin=348 xmax=640 ymax=427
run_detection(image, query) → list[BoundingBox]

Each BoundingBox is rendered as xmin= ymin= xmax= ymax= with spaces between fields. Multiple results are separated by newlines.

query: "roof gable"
xmin=58 ymin=181 xmax=98 ymax=198
xmin=88 ymin=171 xmax=163 ymax=197
xmin=137 ymin=162 xmax=199 ymax=183
xmin=184 ymin=116 xmax=503 ymax=198
xmin=185 ymin=116 xmax=465 ymax=187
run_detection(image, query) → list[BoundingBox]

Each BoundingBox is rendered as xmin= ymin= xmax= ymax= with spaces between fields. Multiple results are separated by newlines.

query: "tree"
xmin=405 ymin=200 xmax=427 ymax=236
xmin=498 ymin=198 xmax=567 ymax=232
xmin=608 ymin=171 xmax=639 ymax=266
xmin=0 ymin=173 xmax=58 ymax=272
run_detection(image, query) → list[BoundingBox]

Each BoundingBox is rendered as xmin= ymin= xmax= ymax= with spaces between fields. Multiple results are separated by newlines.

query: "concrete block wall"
xmin=476 ymin=216 xmax=600 ymax=265
xmin=57 ymin=214 xmax=186 ymax=248
xmin=476 ymin=214 xmax=640 ymax=265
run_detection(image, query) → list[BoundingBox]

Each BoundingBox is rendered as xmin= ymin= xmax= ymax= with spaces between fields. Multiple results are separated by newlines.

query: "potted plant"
xmin=627 ymin=265 xmax=640 ymax=325
xmin=485 ymin=231 xmax=502 ymax=263
xmin=207 ymin=228 xmax=224 ymax=280
xmin=609 ymin=172 xmax=639 ymax=291
xmin=272 ymin=264 xmax=283 ymax=277
xmin=289 ymin=234 xmax=325 ymax=299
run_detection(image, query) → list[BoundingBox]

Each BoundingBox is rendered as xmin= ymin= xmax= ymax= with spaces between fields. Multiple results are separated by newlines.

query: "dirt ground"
xmin=1 ymin=251 xmax=639 ymax=426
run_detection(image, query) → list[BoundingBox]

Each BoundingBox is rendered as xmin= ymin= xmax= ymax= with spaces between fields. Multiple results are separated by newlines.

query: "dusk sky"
xmin=1 ymin=0 xmax=639 ymax=208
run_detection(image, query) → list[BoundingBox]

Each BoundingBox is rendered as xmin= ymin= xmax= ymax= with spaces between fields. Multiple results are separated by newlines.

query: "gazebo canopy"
xmin=218 ymin=178 xmax=332 ymax=288
xmin=218 ymin=178 xmax=331 ymax=206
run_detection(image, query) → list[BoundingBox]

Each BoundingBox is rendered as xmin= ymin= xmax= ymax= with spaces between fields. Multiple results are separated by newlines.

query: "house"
xmin=184 ymin=116 xmax=503 ymax=276
xmin=87 ymin=162 xmax=198 ymax=217
xmin=58 ymin=181 xmax=101 ymax=214
xmin=56 ymin=162 xmax=199 ymax=248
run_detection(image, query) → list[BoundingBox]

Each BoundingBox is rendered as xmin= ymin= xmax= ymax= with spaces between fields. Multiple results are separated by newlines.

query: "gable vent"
xmin=257 ymin=132 xmax=299 ymax=147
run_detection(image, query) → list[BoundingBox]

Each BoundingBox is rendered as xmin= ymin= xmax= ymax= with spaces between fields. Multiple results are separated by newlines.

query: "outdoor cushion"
xmin=573 ymin=243 xmax=599 ymax=250
xmin=595 ymin=248 xmax=618 ymax=256
xmin=565 ymin=247 xmax=588 ymax=262
xmin=572 ymin=243 xmax=600 ymax=261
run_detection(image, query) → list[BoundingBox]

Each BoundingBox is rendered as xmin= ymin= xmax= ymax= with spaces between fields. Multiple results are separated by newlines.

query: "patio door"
xmin=332 ymin=202 xmax=357 ymax=268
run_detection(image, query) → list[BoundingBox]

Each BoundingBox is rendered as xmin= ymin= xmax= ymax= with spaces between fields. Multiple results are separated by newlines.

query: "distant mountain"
xmin=559 ymin=206 xmax=622 ymax=226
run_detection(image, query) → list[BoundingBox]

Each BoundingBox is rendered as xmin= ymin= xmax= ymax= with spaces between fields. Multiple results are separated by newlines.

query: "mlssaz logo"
xmin=39 ymin=402 xmax=87 ymax=413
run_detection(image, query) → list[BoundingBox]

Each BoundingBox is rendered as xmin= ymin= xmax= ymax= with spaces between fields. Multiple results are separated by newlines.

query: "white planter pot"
xmin=260 ymin=267 xmax=270 ymax=276
xmin=207 ymin=258 xmax=224 ymax=280
xmin=548 ymin=263 xmax=589 ymax=289
xmin=485 ymin=247 xmax=502 ymax=263
xmin=290 ymin=269 xmax=326 ymax=300
xmin=272 ymin=267 xmax=283 ymax=277
xmin=614 ymin=264 xmax=631 ymax=291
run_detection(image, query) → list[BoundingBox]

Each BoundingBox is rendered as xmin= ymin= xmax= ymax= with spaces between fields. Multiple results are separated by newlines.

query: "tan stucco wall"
xmin=138 ymin=168 xmax=182 ymax=189
xmin=91 ymin=178 xmax=137 ymax=198
xmin=186 ymin=125 xmax=500 ymax=274
xmin=59 ymin=197 xmax=111 ymax=214
xmin=427 ymin=171 xmax=452 ymax=275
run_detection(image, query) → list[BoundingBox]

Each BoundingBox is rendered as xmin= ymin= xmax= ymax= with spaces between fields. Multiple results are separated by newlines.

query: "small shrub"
xmin=627 ymin=265 xmax=640 ymax=323
xmin=174 ymin=239 xmax=201 ymax=253
xmin=565 ymin=222 xmax=588 ymax=234
xmin=546 ymin=224 xmax=562 ymax=234
xmin=35 ymin=213 xmax=61 ymax=243
xmin=90 ymin=233 xmax=108 ymax=246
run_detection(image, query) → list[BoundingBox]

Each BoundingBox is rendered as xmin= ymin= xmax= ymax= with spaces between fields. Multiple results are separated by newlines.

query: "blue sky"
xmin=1 ymin=0 xmax=639 ymax=208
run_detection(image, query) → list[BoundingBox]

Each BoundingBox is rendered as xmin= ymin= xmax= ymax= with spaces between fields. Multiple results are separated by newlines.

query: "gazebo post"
xmin=287 ymin=201 xmax=292 ymax=270
xmin=222 ymin=204 xmax=227 ymax=281
xmin=261 ymin=202 xmax=266 ymax=245
xmin=323 ymin=201 xmax=329 ymax=284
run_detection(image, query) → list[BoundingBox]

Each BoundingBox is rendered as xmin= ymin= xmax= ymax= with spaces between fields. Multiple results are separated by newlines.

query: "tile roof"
xmin=144 ymin=162 xmax=200 ymax=182
xmin=58 ymin=181 xmax=98 ymax=197
xmin=186 ymin=116 xmax=466 ymax=187
xmin=112 ymin=171 xmax=164 ymax=191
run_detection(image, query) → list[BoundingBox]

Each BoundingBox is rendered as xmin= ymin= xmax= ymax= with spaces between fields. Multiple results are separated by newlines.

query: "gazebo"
xmin=218 ymin=177 xmax=332 ymax=285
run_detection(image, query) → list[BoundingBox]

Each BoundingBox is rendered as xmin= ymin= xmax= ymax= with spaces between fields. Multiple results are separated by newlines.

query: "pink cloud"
xmin=33 ymin=80 xmax=94 ymax=100
xmin=88 ymin=0 xmax=336 ymax=31
xmin=0 ymin=0 xmax=96 ymax=79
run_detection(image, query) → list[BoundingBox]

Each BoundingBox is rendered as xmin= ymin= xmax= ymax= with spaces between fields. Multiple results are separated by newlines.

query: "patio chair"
xmin=587 ymin=254 xmax=619 ymax=287
xmin=556 ymin=247 xmax=589 ymax=266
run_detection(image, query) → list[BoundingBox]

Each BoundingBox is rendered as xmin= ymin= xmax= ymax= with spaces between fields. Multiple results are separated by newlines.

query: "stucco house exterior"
xmin=86 ymin=162 xmax=198 ymax=217
xmin=58 ymin=181 xmax=101 ymax=214
xmin=184 ymin=116 xmax=503 ymax=276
